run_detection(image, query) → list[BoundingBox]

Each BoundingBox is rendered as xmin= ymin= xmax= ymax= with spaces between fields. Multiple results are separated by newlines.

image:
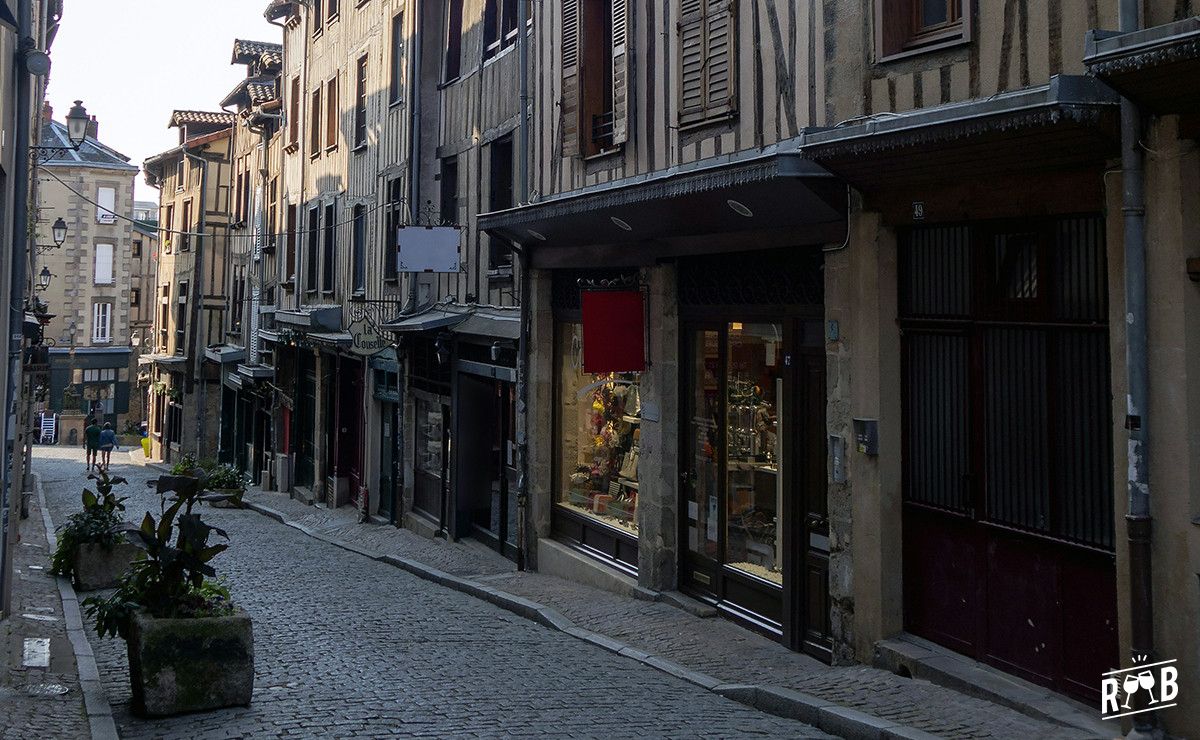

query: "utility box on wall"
xmin=853 ymin=418 xmax=879 ymax=456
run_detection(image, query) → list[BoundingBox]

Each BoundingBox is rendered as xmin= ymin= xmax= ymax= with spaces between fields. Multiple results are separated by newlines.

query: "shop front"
xmin=675 ymin=249 xmax=830 ymax=655
xmin=551 ymin=274 xmax=645 ymax=574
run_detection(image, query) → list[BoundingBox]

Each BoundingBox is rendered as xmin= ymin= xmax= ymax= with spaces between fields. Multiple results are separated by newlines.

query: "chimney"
xmin=85 ymin=115 xmax=98 ymax=140
xmin=42 ymin=101 xmax=52 ymax=123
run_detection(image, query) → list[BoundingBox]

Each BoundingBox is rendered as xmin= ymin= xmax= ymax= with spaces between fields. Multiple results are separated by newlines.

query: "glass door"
xmin=682 ymin=322 xmax=787 ymax=632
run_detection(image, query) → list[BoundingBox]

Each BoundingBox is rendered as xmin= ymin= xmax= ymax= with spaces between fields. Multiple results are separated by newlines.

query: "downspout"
xmin=405 ymin=0 xmax=422 ymax=313
xmin=1117 ymin=0 xmax=1154 ymax=734
xmin=2 ymin=0 xmax=35 ymax=617
xmin=514 ymin=0 xmax=531 ymax=571
xmin=185 ymin=148 xmax=212 ymax=457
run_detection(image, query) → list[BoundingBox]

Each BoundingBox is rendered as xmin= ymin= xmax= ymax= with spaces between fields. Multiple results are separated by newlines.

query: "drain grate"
xmin=24 ymin=683 xmax=70 ymax=697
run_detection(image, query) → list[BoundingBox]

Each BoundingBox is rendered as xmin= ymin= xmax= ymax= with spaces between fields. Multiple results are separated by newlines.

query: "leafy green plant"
xmin=50 ymin=470 xmax=129 ymax=579
xmin=170 ymin=453 xmax=199 ymax=476
xmin=84 ymin=475 xmax=234 ymax=640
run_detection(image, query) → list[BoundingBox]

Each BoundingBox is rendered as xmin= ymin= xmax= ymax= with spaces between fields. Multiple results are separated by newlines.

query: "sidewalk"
xmin=241 ymin=486 xmax=1115 ymax=740
xmin=0 ymin=475 xmax=113 ymax=740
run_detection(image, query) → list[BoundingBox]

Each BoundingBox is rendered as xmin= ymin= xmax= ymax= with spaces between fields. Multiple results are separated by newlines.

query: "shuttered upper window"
xmin=561 ymin=0 xmax=630 ymax=157
xmin=94 ymin=243 xmax=114 ymax=285
xmin=877 ymin=0 xmax=968 ymax=60
xmin=678 ymin=0 xmax=737 ymax=128
xmin=96 ymin=187 xmax=116 ymax=224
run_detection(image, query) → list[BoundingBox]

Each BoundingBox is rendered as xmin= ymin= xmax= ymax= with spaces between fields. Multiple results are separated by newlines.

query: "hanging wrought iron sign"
xmin=347 ymin=300 xmax=402 ymax=358
xmin=397 ymin=200 xmax=462 ymax=273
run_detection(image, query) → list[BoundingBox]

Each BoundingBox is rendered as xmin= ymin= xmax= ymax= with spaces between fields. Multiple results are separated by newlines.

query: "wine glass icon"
xmin=1138 ymin=670 xmax=1158 ymax=704
xmin=1122 ymin=673 xmax=1141 ymax=709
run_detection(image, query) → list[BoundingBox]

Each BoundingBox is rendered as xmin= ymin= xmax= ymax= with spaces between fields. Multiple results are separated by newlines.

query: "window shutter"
xmin=703 ymin=0 xmax=736 ymax=117
xmin=94 ymin=243 xmax=114 ymax=284
xmin=97 ymin=187 xmax=116 ymax=224
xmin=678 ymin=0 xmax=705 ymax=125
xmin=561 ymin=0 xmax=581 ymax=157
xmin=610 ymin=0 xmax=630 ymax=145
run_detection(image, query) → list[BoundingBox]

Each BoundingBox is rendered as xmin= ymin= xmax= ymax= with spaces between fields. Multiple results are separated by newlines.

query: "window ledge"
xmin=487 ymin=266 xmax=514 ymax=282
xmin=324 ymin=144 xmax=339 ymax=154
xmin=352 ymin=142 xmax=368 ymax=153
xmin=677 ymin=111 xmax=738 ymax=133
xmin=583 ymin=146 xmax=623 ymax=163
xmin=389 ymin=98 xmax=404 ymax=109
xmin=877 ymin=32 xmax=970 ymax=65
xmin=438 ymin=76 xmax=461 ymax=90
xmin=284 ymin=142 xmax=299 ymax=155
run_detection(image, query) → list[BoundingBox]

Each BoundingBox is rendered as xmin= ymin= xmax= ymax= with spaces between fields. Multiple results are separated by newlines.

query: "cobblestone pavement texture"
xmin=35 ymin=446 xmax=833 ymax=739
xmin=0 ymin=482 xmax=89 ymax=739
xmin=233 ymin=475 xmax=1106 ymax=740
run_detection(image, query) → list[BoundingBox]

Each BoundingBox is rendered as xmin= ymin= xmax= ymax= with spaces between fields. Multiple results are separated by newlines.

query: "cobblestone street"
xmin=34 ymin=446 xmax=834 ymax=739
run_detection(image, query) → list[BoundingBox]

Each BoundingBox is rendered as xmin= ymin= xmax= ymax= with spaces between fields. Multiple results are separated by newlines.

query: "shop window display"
xmin=557 ymin=323 xmax=641 ymax=535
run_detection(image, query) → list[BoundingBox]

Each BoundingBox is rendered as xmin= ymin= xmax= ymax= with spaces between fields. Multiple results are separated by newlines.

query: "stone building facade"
xmin=35 ymin=107 xmax=139 ymax=441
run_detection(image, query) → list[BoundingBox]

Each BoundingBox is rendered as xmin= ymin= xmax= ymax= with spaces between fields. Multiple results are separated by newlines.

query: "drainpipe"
xmin=2 ymin=0 xmax=35 ymax=617
xmin=405 ymin=0 xmax=422 ymax=314
xmin=514 ymin=0 xmax=531 ymax=571
xmin=1117 ymin=0 xmax=1154 ymax=735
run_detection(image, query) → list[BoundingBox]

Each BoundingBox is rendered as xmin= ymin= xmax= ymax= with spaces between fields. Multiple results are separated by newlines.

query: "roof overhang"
xmin=276 ymin=306 xmax=342 ymax=332
xmin=1085 ymin=20 xmax=1200 ymax=115
xmin=237 ymin=363 xmax=275 ymax=379
xmin=382 ymin=307 xmax=469 ymax=333
xmin=309 ymin=331 xmax=353 ymax=347
xmin=799 ymin=75 xmax=1121 ymax=192
xmin=204 ymin=346 xmax=245 ymax=364
xmin=450 ymin=309 xmax=521 ymax=341
xmin=478 ymin=147 xmax=846 ymax=267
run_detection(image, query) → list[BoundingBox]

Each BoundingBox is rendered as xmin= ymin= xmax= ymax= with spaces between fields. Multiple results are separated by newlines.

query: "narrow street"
xmin=35 ymin=446 xmax=831 ymax=739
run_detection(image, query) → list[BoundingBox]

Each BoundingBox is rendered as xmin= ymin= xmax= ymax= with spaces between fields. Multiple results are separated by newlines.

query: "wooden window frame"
xmin=325 ymin=75 xmax=340 ymax=152
xmin=875 ymin=0 xmax=970 ymax=63
xmin=306 ymin=205 xmax=320 ymax=293
xmin=483 ymin=0 xmax=520 ymax=61
xmin=322 ymin=202 xmax=337 ymax=294
xmin=390 ymin=12 xmax=405 ymax=104
xmin=443 ymin=0 xmax=464 ymax=82
xmin=284 ymin=203 xmax=298 ymax=286
xmin=312 ymin=0 xmax=324 ymax=35
xmin=384 ymin=177 xmax=402 ymax=282
xmin=288 ymin=76 xmax=301 ymax=151
xmin=92 ymin=302 xmax=112 ymax=344
xmin=180 ymin=199 xmax=193 ymax=252
xmin=164 ymin=204 xmax=175 ymax=253
xmin=327 ymin=0 xmax=339 ymax=21
xmin=354 ymin=55 xmax=369 ymax=149
xmin=309 ymin=87 xmax=322 ymax=158
xmin=488 ymin=136 xmax=515 ymax=272
xmin=93 ymin=242 xmax=114 ymax=285
xmin=352 ymin=203 xmax=366 ymax=294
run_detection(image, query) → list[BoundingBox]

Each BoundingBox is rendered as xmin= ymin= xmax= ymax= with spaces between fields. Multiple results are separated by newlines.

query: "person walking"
xmin=98 ymin=422 xmax=118 ymax=470
xmin=84 ymin=417 xmax=101 ymax=471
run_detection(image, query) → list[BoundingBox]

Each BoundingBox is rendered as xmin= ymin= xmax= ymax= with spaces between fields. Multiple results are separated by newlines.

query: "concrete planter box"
xmin=127 ymin=607 xmax=254 ymax=717
xmin=72 ymin=541 xmax=141 ymax=591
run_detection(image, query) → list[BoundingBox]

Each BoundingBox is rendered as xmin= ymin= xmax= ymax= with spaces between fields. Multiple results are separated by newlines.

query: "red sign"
xmin=581 ymin=290 xmax=645 ymax=374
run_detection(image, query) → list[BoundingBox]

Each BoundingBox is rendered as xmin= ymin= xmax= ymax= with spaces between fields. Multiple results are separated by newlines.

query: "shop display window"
xmin=556 ymin=322 xmax=641 ymax=535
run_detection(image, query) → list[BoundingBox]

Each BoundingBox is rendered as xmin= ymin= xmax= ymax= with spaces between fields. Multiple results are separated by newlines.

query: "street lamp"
xmin=36 ymin=266 xmax=52 ymax=291
xmin=51 ymin=217 xmax=67 ymax=246
xmin=65 ymin=100 xmax=90 ymax=147
xmin=32 ymin=100 xmax=90 ymax=163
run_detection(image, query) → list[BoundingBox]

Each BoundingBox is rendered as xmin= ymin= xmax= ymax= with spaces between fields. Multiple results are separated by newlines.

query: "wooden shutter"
xmin=704 ymin=0 xmax=735 ymax=118
xmin=561 ymin=0 xmax=581 ymax=156
xmin=610 ymin=0 xmax=630 ymax=145
xmin=678 ymin=0 xmax=736 ymax=126
xmin=678 ymin=0 xmax=705 ymax=125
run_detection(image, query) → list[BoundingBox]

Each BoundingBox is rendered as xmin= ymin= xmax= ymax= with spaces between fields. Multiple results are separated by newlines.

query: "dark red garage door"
xmin=898 ymin=216 xmax=1118 ymax=703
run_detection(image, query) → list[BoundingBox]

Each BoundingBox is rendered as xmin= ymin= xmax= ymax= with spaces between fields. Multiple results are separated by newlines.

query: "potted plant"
xmin=203 ymin=463 xmax=246 ymax=509
xmin=50 ymin=470 xmax=140 ymax=590
xmin=84 ymin=475 xmax=252 ymax=717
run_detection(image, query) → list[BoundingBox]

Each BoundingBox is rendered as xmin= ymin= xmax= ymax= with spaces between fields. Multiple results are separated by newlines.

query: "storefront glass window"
xmin=685 ymin=329 xmax=720 ymax=559
xmin=724 ymin=323 xmax=782 ymax=585
xmin=556 ymin=322 xmax=641 ymax=535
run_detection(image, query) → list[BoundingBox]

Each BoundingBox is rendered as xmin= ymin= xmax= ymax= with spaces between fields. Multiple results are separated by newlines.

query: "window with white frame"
xmin=94 ymin=243 xmax=114 ymax=284
xmin=97 ymin=186 xmax=117 ymax=224
xmin=92 ymin=302 xmax=112 ymax=343
xmin=82 ymin=368 xmax=116 ymax=382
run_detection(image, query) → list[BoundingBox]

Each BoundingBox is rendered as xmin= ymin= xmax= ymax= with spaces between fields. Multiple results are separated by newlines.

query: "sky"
xmin=46 ymin=1 xmax=282 ymax=203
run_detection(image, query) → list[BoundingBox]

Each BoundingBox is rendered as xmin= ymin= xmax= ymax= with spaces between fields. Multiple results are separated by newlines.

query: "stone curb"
xmin=34 ymin=474 xmax=121 ymax=740
xmin=242 ymin=498 xmax=939 ymax=740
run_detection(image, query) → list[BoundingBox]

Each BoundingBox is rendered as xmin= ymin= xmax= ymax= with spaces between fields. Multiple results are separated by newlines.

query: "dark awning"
xmin=381 ymin=307 xmax=468 ymax=333
xmin=478 ymin=148 xmax=846 ymax=267
xmin=1085 ymin=20 xmax=1200 ymax=115
xmin=799 ymin=75 xmax=1120 ymax=192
